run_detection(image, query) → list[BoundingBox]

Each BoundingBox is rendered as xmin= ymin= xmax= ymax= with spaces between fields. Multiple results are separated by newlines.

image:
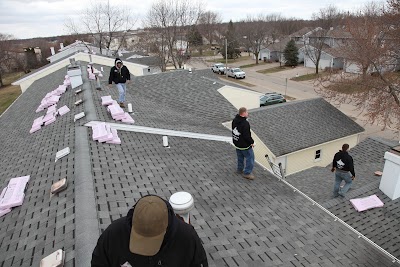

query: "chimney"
xmin=50 ymin=47 xmax=55 ymax=55
xmin=379 ymin=148 xmax=400 ymax=200
xmin=60 ymin=43 xmax=64 ymax=49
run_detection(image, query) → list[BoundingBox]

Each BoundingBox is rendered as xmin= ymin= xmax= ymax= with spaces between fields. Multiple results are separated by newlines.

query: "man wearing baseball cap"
xmin=91 ymin=195 xmax=208 ymax=266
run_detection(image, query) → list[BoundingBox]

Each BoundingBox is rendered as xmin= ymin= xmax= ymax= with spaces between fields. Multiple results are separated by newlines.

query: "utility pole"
xmin=225 ymin=38 xmax=228 ymax=78
xmin=285 ymin=78 xmax=288 ymax=98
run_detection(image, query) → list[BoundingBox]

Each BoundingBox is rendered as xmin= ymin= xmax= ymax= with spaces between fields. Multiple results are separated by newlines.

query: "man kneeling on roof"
xmin=91 ymin=195 xmax=208 ymax=267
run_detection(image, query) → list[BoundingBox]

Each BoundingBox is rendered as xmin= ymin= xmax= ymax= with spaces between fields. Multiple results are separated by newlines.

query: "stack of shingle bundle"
xmin=63 ymin=75 xmax=71 ymax=86
xmin=92 ymin=122 xmax=121 ymax=144
xmin=30 ymin=116 xmax=44 ymax=133
xmin=107 ymin=103 xmax=135 ymax=124
xmin=0 ymin=176 xmax=30 ymax=217
xmin=101 ymin=95 xmax=114 ymax=106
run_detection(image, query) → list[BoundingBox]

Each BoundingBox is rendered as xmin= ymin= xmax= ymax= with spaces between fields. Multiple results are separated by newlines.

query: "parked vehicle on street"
xmin=260 ymin=93 xmax=286 ymax=107
xmin=226 ymin=67 xmax=246 ymax=79
xmin=211 ymin=63 xmax=226 ymax=74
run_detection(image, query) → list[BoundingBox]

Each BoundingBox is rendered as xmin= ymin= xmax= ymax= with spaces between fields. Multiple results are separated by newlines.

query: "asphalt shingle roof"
xmin=249 ymin=98 xmax=365 ymax=157
xmin=95 ymin=67 xmax=237 ymax=136
xmin=1 ymin=59 xmax=399 ymax=267
xmin=286 ymin=137 xmax=400 ymax=259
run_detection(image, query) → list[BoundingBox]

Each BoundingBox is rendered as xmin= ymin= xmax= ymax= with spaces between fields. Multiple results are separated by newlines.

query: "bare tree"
xmin=316 ymin=1 xmax=400 ymax=131
xmin=0 ymin=34 xmax=15 ymax=87
xmin=65 ymin=1 xmax=136 ymax=55
xmin=197 ymin=11 xmax=222 ymax=45
xmin=237 ymin=15 xmax=276 ymax=64
xmin=145 ymin=0 xmax=203 ymax=70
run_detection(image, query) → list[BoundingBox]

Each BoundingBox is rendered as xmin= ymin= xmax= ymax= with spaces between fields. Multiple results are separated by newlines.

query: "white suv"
xmin=211 ymin=63 xmax=226 ymax=74
xmin=226 ymin=68 xmax=246 ymax=79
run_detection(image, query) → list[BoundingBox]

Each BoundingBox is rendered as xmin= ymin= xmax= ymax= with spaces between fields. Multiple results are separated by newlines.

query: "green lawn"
xmin=240 ymin=62 xmax=271 ymax=68
xmin=290 ymin=72 xmax=327 ymax=81
xmin=0 ymin=85 xmax=22 ymax=115
xmin=256 ymin=66 xmax=289 ymax=74
xmin=0 ymin=72 xmax=24 ymax=115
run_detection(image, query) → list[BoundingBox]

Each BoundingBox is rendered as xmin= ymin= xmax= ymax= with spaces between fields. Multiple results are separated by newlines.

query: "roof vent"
xmin=51 ymin=178 xmax=67 ymax=194
xmin=55 ymin=147 xmax=70 ymax=162
xmin=40 ymin=249 xmax=65 ymax=267
xmin=74 ymin=112 xmax=85 ymax=122
xmin=75 ymin=99 xmax=83 ymax=106
xmin=75 ymin=89 xmax=82 ymax=94
xmin=163 ymin=136 xmax=170 ymax=148
xmin=50 ymin=47 xmax=55 ymax=55
xmin=188 ymin=68 xmax=192 ymax=73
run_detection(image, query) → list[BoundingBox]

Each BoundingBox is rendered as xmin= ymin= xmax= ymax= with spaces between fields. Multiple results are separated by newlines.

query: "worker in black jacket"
xmin=91 ymin=195 xmax=208 ymax=267
xmin=108 ymin=58 xmax=131 ymax=108
xmin=331 ymin=144 xmax=355 ymax=197
xmin=232 ymin=107 xmax=255 ymax=180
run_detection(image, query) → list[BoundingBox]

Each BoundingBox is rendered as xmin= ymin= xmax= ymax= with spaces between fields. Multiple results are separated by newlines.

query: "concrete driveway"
xmin=187 ymin=57 xmax=399 ymax=141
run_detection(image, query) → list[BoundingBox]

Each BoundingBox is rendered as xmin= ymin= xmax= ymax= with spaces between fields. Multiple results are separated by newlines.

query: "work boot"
xmin=119 ymin=102 xmax=125 ymax=108
xmin=235 ymin=170 xmax=243 ymax=174
xmin=242 ymin=173 xmax=255 ymax=180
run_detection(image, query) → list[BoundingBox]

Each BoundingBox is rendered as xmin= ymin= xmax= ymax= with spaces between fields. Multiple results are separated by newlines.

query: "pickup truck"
xmin=226 ymin=67 xmax=246 ymax=79
xmin=211 ymin=63 xmax=226 ymax=74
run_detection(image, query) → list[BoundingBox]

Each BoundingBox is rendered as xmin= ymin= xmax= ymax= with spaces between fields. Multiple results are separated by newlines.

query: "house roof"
xmin=326 ymin=27 xmax=353 ymax=39
xmin=289 ymin=27 xmax=319 ymax=38
xmin=286 ymin=137 xmax=400 ymax=259
xmin=0 ymin=60 xmax=398 ymax=266
xmin=249 ymin=98 xmax=365 ymax=157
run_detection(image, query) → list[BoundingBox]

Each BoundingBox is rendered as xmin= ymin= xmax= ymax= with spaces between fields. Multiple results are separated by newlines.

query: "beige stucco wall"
xmin=284 ymin=134 xmax=360 ymax=175
xmin=218 ymin=86 xmax=261 ymax=110
xmin=13 ymin=52 xmax=149 ymax=93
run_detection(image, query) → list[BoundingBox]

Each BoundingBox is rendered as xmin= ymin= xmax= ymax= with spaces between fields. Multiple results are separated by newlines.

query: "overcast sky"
xmin=0 ymin=0 xmax=379 ymax=39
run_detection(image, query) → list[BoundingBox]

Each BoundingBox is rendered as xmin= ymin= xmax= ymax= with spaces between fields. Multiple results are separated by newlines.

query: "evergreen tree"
xmin=187 ymin=25 xmax=203 ymax=47
xmin=222 ymin=20 xmax=241 ymax=59
xmin=283 ymin=39 xmax=299 ymax=67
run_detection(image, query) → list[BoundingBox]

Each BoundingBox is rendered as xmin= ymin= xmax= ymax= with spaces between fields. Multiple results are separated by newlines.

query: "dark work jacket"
xmin=332 ymin=150 xmax=355 ymax=176
xmin=91 ymin=198 xmax=208 ymax=267
xmin=108 ymin=65 xmax=131 ymax=84
xmin=232 ymin=114 xmax=254 ymax=149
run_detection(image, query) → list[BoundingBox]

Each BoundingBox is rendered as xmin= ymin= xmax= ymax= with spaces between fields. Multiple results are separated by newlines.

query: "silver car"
xmin=226 ymin=68 xmax=246 ymax=79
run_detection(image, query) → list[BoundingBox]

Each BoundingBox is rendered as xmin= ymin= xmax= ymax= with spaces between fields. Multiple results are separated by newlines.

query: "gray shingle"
xmin=250 ymin=98 xmax=365 ymax=156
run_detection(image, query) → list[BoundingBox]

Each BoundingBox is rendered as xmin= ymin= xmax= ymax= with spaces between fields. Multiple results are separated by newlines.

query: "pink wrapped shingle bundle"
xmin=52 ymin=85 xmax=67 ymax=96
xmin=88 ymin=69 xmax=96 ymax=80
xmin=47 ymin=95 xmax=61 ymax=106
xmin=0 ymin=175 xmax=30 ymax=210
xmin=64 ymin=75 xmax=71 ymax=86
xmin=121 ymin=113 xmax=135 ymax=124
xmin=106 ymin=128 xmax=121 ymax=144
xmin=350 ymin=194 xmax=384 ymax=212
xmin=101 ymin=95 xmax=114 ymax=106
xmin=92 ymin=122 xmax=111 ymax=141
xmin=46 ymin=104 xmax=57 ymax=114
xmin=92 ymin=123 xmax=121 ymax=144
xmin=43 ymin=112 xmax=56 ymax=126
xmin=58 ymin=105 xmax=70 ymax=116
xmin=30 ymin=115 xmax=44 ymax=133
xmin=107 ymin=104 xmax=125 ymax=119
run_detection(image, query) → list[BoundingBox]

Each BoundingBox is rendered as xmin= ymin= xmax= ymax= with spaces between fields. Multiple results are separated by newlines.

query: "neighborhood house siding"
xmin=285 ymin=135 xmax=359 ymax=175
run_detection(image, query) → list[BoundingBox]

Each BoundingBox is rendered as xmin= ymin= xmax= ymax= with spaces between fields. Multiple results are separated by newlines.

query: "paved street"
xmin=187 ymin=55 xmax=399 ymax=142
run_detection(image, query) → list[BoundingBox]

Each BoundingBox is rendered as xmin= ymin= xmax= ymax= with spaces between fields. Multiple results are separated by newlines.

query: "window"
xmin=315 ymin=149 xmax=321 ymax=160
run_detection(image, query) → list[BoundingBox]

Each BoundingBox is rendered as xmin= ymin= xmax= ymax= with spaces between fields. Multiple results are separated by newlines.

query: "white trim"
xmin=84 ymin=121 xmax=232 ymax=143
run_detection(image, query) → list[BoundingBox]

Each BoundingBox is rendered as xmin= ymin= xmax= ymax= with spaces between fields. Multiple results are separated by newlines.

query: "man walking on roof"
xmin=108 ymin=58 xmax=130 ymax=108
xmin=331 ymin=143 xmax=356 ymax=197
xmin=232 ymin=107 xmax=255 ymax=180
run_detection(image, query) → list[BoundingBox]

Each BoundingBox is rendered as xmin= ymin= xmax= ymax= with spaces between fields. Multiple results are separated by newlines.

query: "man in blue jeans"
xmin=108 ymin=58 xmax=131 ymax=108
xmin=331 ymin=144 xmax=356 ymax=197
xmin=232 ymin=107 xmax=255 ymax=180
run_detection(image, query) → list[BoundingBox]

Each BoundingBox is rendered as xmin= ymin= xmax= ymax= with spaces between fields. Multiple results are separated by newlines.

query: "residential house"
xmin=247 ymin=98 xmax=364 ymax=175
xmin=47 ymin=41 xmax=102 ymax=63
xmin=303 ymin=45 xmax=344 ymax=70
xmin=2 ymin=52 xmax=398 ymax=266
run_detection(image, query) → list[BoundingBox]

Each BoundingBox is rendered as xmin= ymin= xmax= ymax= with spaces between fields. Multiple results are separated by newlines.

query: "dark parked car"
xmin=260 ymin=94 xmax=286 ymax=107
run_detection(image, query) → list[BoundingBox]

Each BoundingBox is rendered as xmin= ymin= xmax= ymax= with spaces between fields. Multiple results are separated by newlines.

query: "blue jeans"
xmin=116 ymin=83 xmax=126 ymax=103
xmin=236 ymin=147 xmax=254 ymax=175
xmin=333 ymin=171 xmax=352 ymax=197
